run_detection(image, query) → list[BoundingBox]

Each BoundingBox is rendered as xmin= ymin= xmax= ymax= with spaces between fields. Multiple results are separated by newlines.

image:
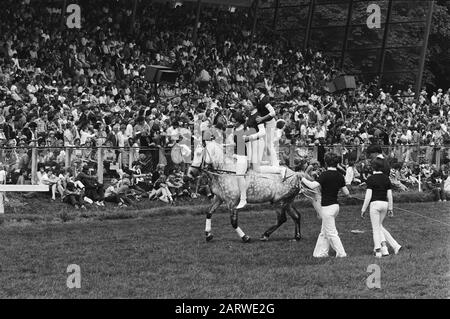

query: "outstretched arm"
xmin=257 ymin=103 xmax=276 ymax=123
xmin=301 ymin=176 xmax=320 ymax=189
xmin=387 ymin=189 xmax=394 ymax=217
xmin=361 ymin=189 xmax=372 ymax=218
xmin=246 ymin=124 xmax=266 ymax=142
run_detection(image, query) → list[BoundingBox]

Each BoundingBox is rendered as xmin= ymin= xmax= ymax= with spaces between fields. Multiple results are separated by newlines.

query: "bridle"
xmin=190 ymin=142 xmax=236 ymax=176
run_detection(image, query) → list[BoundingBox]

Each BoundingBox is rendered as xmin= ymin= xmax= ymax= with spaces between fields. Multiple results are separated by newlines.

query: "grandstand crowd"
xmin=0 ymin=0 xmax=449 ymax=209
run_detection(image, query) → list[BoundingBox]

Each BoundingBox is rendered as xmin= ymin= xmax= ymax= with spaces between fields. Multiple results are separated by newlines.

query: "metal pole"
xmin=340 ymin=0 xmax=354 ymax=70
xmin=377 ymin=0 xmax=394 ymax=88
xmin=65 ymin=147 xmax=70 ymax=169
xmin=97 ymin=147 xmax=103 ymax=184
xmin=131 ymin=0 xmax=138 ymax=33
xmin=304 ymin=0 xmax=315 ymax=50
xmin=416 ymin=0 xmax=435 ymax=100
xmin=60 ymin=0 xmax=68 ymax=29
xmin=273 ymin=0 xmax=280 ymax=29
xmin=31 ymin=147 xmax=37 ymax=185
xmin=192 ymin=0 xmax=202 ymax=44
xmin=251 ymin=0 xmax=260 ymax=44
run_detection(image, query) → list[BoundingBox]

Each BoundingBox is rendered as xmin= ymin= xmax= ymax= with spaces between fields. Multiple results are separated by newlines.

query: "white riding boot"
xmin=236 ymin=198 xmax=247 ymax=209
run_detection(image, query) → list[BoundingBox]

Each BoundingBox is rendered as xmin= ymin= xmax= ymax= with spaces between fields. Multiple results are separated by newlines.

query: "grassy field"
xmin=0 ymin=200 xmax=448 ymax=298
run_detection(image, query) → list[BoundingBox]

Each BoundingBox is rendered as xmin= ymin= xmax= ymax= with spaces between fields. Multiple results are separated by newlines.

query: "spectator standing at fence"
xmin=361 ymin=157 xmax=402 ymax=258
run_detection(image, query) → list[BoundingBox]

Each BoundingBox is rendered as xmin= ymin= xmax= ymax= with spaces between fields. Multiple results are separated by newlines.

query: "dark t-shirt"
xmin=319 ymin=169 xmax=346 ymax=206
xmin=246 ymin=112 xmax=260 ymax=132
xmin=366 ymin=173 xmax=392 ymax=202
xmin=256 ymin=96 xmax=273 ymax=122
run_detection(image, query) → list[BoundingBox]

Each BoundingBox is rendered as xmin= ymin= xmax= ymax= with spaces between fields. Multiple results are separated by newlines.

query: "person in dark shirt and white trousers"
xmin=361 ymin=157 xmax=402 ymax=258
xmin=302 ymin=152 xmax=350 ymax=258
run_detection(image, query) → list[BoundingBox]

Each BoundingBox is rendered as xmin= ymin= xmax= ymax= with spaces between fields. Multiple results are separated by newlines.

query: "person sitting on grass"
xmin=166 ymin=169 xmax=185 ymax=198
xmin=40 ymin=169 xmax=64 ymax=201
xmin=129 ymin=162 xmax=152 ymax=195
xmin=443 ymin=175 xmax=450 ymax=198
xmin=148 ymin=164 xmax=173 ymax=204
xmin=389 ymin=164 xmax=408 ymax=192
xmin=118 ymin=173 xmax=134 ymax=203
xmin=76 ymin=165 xmax=105 ymax=207
xmin=63 ymin=181 xmax=86 ymax=210
xmin=104 ymin=178 xmax=133 ymax=207
xmin=424 ymin=164 xmax=447 ymax=202
xmin=401 ymin=163 xmax=420 ymax=187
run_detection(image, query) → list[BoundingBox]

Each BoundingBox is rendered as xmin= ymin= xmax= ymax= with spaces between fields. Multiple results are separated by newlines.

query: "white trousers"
xmin=313 ymin=204 xmax=347 ymax=257
xmin=235 ymin=155 xmax=248 ymax=201
xmin=248 ymin=138 xmax=265 ymax=165
xmin=235 ymin=155 xmax=248 ymax=174
xmin=369 ymin=201 xmax=401 ymax=251
xmin=265 ymin=119 xmax=277 ymax=166
xmin=248 ymin=138 xmax=283 ymax=175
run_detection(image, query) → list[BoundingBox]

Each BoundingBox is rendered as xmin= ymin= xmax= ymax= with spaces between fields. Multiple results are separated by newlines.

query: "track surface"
xmin=0 ymin=202 xmax=448 ymax=298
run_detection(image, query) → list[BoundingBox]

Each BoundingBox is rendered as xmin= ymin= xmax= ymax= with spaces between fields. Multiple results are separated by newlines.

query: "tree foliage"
xmin=256 ymin=0 xmax=450 ymax=90
xmin=427 ymin=1 xmax=450 ymax=90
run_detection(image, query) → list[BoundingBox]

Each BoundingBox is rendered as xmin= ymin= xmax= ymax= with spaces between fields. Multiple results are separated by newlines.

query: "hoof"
xmin=206 ymin=234 xmax=214 ymax=242
xmin=260 ymin=235 xmax=269 ymax=242
xmin=241 ymin=235 xmax=251 ymax=243
xmin=290 ymin=236 xmax=302 ymax=242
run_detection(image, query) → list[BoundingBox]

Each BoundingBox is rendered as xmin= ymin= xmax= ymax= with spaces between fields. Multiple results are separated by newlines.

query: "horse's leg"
xmin=206 ymin=195 xmax=222 ymax=242
xmin=260 ymin=206 xmax=287 ymax=241
xmin=230 ymin=208 xmax=251 ymax=243
xmin=287 ymin=204 xmax=303 ymax=241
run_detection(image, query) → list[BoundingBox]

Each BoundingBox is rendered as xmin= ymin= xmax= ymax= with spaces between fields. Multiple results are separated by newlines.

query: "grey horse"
xmin=188 ymin=143 xmax=320 ymax=243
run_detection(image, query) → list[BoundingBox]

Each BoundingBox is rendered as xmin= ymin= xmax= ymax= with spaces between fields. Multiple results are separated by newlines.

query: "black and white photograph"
xmin=0 ymin=0 xmax=449 ymax=304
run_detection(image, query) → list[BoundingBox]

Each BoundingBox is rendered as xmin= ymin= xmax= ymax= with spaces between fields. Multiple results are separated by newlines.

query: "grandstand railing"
xmin=0 ymin=144 xmax=448 ymax=185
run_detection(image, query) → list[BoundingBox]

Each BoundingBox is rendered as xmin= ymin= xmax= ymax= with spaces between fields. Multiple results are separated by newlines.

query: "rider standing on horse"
xmin=231 ymin=100 xmax=287 ymax=210
xmin=254 ymin=83 xmax=278 ymax=166
xmin=230 ymin=111 xmax=249 ymax=209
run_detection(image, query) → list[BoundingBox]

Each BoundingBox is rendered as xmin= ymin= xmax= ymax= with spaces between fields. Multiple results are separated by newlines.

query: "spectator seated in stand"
xmin=0 ymin=0 xmax=449 ymax=205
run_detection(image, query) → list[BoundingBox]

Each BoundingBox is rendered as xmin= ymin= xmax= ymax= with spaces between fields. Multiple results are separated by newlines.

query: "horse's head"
xmin=187 ymin=141 xmax=225 ymax=179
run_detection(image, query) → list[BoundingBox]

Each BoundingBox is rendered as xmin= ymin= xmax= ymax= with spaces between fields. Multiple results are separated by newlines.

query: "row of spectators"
xmin=0 ymin=0 xmax=449 ymax=206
